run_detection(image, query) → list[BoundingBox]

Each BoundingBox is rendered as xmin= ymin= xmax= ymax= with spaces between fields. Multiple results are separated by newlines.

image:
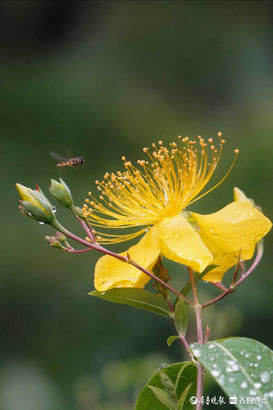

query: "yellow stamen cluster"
xmin=83 ymin=134 xmax=238 ymax=244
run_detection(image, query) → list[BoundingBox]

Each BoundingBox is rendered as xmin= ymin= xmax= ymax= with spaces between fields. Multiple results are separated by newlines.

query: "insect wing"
xmin=49 ymin=152 xmax=69 ymax=162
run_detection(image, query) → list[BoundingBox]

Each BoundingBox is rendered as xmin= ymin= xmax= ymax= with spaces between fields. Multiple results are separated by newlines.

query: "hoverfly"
xmin=49 ymin=152 xmax=85 ymax=168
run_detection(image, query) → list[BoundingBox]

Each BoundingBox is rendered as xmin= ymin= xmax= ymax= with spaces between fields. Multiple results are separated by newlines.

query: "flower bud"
xmin=49 ymin=178 xmax=74 ymax=209
xmin=45 ymin=232 xmax=70 ymax=250
xmin=16 ymin=183 xmax=56 ymax=224
xmin=45 ymin=235 xmax=63 ymax=249
xmin=74 ymin=206 xmax=84 ymax=218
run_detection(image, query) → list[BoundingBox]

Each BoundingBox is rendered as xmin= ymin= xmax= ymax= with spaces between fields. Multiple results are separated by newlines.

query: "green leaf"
xmin=147 ymin=386 xmax=176 ymax=409
xmin=174 ymin=298 xmax=188 ymax=336
xmin=135 ymin=361 xmax=197 ymax=410
xmin=177 ymin=383 xmax=193 ymax=409
xmin=90 ymin=288 xmax=171 ymax=318
xmin=167 ymin=335 xmax=180 ymax=347
xmin=190 ymin=337 xmax=273 ymax=409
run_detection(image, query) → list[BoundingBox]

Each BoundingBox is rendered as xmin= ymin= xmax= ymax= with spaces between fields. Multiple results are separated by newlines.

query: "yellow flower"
xmin=83 ymin=135 xmax=272 ymax=291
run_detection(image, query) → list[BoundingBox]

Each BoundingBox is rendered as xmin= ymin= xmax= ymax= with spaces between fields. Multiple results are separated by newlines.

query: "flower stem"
xmin=188 ymin=267 xmax=204 ymax=410
xmin=179 ymin=334 xmax=195 ymax=361
xmin=77 ymin=217 xmax=97 ymax=243
xmin=202 ymin=242 xmax=264 ymax=309
xmin=67 ymin=248 xmax=93 ymax=254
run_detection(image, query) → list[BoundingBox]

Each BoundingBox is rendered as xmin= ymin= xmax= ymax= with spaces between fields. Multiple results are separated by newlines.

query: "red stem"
xmin=202 ymin=243 xmax=263 ymax=309
xmin=188 ymin=267 xmax=204 ymax=410
xmin=77 ymin=217 xmax=96 ymax=242
xmin=67 ymin=248 xmax=93 ymax=254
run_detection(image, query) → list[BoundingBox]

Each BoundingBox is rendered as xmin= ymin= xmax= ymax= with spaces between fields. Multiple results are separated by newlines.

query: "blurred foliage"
xmin=1 ymin=1 xmax=273 ymax=408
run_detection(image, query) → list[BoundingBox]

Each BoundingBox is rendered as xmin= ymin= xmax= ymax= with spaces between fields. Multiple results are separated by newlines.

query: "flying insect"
xmin=49 ymin=152 xmax=85 ymax=168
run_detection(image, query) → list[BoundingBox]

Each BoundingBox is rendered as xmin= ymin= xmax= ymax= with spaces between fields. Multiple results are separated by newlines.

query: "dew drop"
xmin=260 ymin=371 xmax=271 ymax=384
xmin=218 ymin=375 xmax=225 ymax=384
xmin=52 ymin=206 xmax=56 ymax=214
xmin=192 ymin=348 xmax=201 ymax=358
xmin=249 ymin=389 xmax=257 ymax=396
xmin=174 ymin=232 xmax=180 ymax=239
xmin=250 ymin=233 xmax=255 ymax=239
xmin=240 ymin=234 xmax=246 ymax=240
xmin=254 ymin=382 xmax=262 ymax=389
xmin=256 ymin=355 xmax=262 ymax=360
xmin=211 ymin=369 xmax=220 ymax=378
xmin=226 ymin=363 xmax=240 ymax=373
xmin=240 ymin=381 xmax=247 ymax=389
xmin=208 ymin=343 xmax=215 ymax=349
xmin=39 ymin=222 xmax=45 ymax=225
xmin=256 ymin=234 xmax=262 ymax=241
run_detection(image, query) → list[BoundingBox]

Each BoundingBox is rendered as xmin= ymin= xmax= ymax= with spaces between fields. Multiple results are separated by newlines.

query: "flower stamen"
xmin=83 ymin=134 xmax=238 ymax=244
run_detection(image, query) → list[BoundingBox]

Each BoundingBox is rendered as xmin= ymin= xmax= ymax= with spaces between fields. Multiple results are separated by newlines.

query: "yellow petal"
xmin=233 ymin=186 xmax=255 ymax=206
xmin=192 ymin=202 xmax=272 ymax=259
xmin=156 ymin=214 xmax=213 ymax=273
xmin=94 ymin=227 xmax=160 ymax=291
xmin=198 ymin=233 xmax=240 ymax=282
xmin=233 ymin=187 xmax=250 ymax=203
xmin=192 ymin=200 xmax=272 ymax=282
xmin=16 ymin=183 xmax=41 ymax=208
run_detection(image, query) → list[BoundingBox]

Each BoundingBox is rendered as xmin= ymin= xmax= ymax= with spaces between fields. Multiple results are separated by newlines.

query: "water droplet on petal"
xmin=240 ymin=234 xmax=246 ymax=240
xmin=174 ymin=232 xmax=180 ymax=239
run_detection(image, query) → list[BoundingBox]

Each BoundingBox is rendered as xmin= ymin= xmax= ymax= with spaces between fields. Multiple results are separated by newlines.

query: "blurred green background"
xmin=1 ymin=1 xmax=273 ymax=409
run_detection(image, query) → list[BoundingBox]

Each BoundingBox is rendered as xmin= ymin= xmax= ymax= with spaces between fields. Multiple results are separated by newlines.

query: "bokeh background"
xmin=1 ymin=1 xmax=273 ymax=409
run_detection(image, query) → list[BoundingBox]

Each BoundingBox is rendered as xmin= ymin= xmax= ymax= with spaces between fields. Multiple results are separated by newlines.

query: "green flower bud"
xmin=45 ymin=235 xmax=63 ymax=249
xmin=49 ymin=178 xmax=74 ymax=209
xmin=16 ymin=183 xmax=56 ymax=224
xmin=45 ymin=232 xmax=70 ymax=251
xmin=74 ymin=206 xmax=84 ymax=218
